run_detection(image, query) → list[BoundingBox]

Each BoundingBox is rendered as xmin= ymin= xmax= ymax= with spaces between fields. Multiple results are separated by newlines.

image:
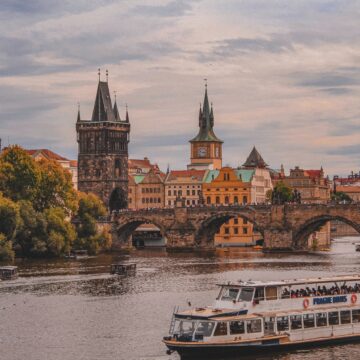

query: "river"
xmin=1 ymin=236 xmax=360 ymax=360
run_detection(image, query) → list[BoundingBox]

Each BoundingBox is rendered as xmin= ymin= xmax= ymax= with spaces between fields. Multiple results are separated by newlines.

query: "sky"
xmin=0 ymin=0 xmax=359 ymax=177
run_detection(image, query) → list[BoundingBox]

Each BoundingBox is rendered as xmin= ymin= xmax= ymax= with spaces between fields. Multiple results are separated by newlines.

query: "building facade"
xmin=202 ymin=167 xmax=254 ymax=245
xmin=164 ymin=170 xmax=205 ymax=207
xmin=188 ymin=86 xmax=223 ymax=170
xmin=76 ymin=76 xmax=130 ymax=210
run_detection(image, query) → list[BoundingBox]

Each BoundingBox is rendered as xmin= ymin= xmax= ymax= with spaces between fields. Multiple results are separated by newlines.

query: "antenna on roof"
xmin=98 ymin=68 xmax=101 ymax=82
xmin=106 ymin=69 xmax=109 ymax=82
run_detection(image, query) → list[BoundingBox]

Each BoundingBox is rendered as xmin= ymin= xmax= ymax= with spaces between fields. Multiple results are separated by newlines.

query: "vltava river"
xmin=1 ymin=236 xmax=360 ymax=360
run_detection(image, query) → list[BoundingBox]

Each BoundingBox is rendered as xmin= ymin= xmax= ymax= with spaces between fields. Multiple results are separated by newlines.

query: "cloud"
xmin=133 ymin=0 xmax=196 ymax=17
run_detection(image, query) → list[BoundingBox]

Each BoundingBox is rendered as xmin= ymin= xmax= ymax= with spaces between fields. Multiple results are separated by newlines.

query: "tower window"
xmin=115 ymin=159 xmax=121 ymax=177
xmin=96 ymin=169 xmax=101 ymax=177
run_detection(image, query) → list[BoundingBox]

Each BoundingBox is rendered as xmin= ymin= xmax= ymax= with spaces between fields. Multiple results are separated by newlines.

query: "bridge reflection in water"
xmin=111 ymin=204 xmax=360 ymax=251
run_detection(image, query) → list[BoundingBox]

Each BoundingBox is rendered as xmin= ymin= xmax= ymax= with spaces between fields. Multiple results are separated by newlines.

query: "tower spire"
xmin=77 ymin=102 xmax=81 ymax=122
xmin=106 ymin=69 xmax=109 ymax=83
xmin=125 ymin=103 xmax=129 ymax=123
xmin=98 ymin=68 xmax=101 ymax=82
xmin=113 ymin=91 xmax=121 ymax=121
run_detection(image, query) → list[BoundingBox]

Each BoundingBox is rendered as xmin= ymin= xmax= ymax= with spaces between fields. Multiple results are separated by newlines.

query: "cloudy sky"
xmin=0 ymin=0 xmax=359 ymax=176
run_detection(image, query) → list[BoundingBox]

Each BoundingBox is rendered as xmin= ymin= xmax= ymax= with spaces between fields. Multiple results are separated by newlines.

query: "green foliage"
xmin=270 ymin=181 xmax=293 ymax=204
xmin=331 ymin=191 xmax=352 ymax=203
xmin=0 ymin=194 xmax=18 ymax=240
xmin=0 ymin=233 xmax=15 ymax=261
xmin=74 ymin=192 xmax=110 ymax=255
xmin=0 ymin=145 xmax=39 ymax=202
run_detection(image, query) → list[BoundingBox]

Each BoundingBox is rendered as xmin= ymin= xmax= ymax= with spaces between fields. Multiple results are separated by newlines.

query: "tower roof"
xmin=113 ymin=100 xmax=121 ymax=121
xmin=190 ymin=86 xmax=223 ymax=143
xmin=91 ymin=81 xmax=116 ymax=122
xmin=242 ymin=146 xmax=268 ymax=168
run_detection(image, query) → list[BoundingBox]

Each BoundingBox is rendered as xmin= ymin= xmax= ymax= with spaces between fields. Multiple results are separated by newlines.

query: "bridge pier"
xmin=263 ymin=228 xmax=294 ymax=252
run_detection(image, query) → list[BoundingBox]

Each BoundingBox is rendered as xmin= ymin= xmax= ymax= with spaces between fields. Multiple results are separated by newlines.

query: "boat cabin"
xmin=110 ymin=263 xmax=136 ymax=275
xmin=0 ymin=266 xmax=18 ymax=280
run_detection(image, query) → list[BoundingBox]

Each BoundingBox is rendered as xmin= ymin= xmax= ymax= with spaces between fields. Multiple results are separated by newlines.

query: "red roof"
xmin=25 ymin=149 xmax=69 ymax=161
xmin=70 ymin=160 xmax=78 ymax=167
xmin=167 ymin=170 xmax=205 ymax=181
xmin=304 ymin=170 xmax=322 ymax=178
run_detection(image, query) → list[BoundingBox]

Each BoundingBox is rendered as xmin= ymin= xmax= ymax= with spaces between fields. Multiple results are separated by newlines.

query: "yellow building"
xmin=202 ymin=167 xmax=254 ymax=246
xmin=188 ymin=85 xmax=223 ymax=170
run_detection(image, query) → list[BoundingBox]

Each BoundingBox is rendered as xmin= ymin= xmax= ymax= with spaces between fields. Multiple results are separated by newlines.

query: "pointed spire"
xmin=125 ymin=103 xmax=129 ymax=123
xmin=210 ymin=102 xmax=214 ymax=128
xmin=198 ymin=102 xmax=202 ymax=127
xmin=91 ymin=76 xmax=116 ymax=122
xmin=113 ymin=91 xmax=121 ymax=121
xmin=98 ymin=68 xmax=101 ymax=82
xmin=106 ymin=69 xmax=109 ymax=82
xmin=77 ymin=102 xmax=81 ymax=122
xmin=242 ymin=146 xmax=268 ymax=169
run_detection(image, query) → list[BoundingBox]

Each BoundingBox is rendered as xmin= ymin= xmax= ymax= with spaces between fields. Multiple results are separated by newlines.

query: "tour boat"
xmin=163 ymin=304 xmax=360 ymax=356
xmin=172 ymin=275 xmax=360 ymax=321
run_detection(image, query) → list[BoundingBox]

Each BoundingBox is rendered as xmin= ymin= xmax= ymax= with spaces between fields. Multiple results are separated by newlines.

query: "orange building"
xmin=202 ymin=167 xmax=254 ymax=245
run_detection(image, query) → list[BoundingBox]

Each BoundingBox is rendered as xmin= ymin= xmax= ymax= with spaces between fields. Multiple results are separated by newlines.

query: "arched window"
xmin=115 ymin=159 xmax=121 ymax=177
xmin=225 ymin=196 xmax=229 ymax=204
xmin=242 ymin=196 xmax=248 ymax=204
xmin=234 ymin=196 xmax=238 ymax=204
xmin=216 ymin=196 xmax=220 ymax=204
xmin=207 ymin=196 xmax=211 ymax=204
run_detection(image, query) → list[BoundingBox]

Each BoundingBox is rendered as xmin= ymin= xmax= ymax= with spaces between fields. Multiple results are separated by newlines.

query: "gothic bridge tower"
xmin=76 ymin=72 xmax=130 ymax=211
xmin=188 ymin=84 xmax=223 ymax=170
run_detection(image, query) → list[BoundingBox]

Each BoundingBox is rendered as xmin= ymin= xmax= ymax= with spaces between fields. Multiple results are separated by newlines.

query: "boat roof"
xmin=218 ymin=274 xmax=360 ymax=288
xmin=0 ymin=266 xmax=17 ymax=270
xmin=175 ymin=307 xmax=240 ymax=319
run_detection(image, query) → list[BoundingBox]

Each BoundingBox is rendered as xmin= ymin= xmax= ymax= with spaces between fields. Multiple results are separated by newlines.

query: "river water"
xmin=1 ymin=236 xmax=360 ymax=360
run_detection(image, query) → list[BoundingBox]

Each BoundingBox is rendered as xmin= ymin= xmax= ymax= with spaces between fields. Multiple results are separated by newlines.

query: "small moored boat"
xmin=0 ymin=266 xmax=18 ymax=280
xmin=110 ymin=263 xmax=136 ymax=275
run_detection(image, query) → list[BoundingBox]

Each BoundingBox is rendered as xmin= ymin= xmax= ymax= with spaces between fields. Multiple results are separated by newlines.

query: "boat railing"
xmin=169 ymin=306 xmax=179 ymax=334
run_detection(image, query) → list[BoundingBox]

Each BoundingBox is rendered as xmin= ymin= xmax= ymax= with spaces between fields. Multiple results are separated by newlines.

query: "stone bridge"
xmin=111 ymin=203 xmax=360 ymax=251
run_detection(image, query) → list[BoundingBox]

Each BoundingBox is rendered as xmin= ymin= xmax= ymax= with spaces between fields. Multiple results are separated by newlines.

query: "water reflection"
xmin=0 ymin=236 xmax=360 ymax=360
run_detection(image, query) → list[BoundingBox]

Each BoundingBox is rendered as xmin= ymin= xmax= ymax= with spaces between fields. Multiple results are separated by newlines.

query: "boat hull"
xmin=164 ymin=334 xmax=360 ymax=358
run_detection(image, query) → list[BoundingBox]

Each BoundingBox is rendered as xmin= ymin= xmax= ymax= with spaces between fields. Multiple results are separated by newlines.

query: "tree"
xmin=0 ymin=233 xmax=15 ymax=261
xmin=74 ymin=192 xmax=110 ymax=255
xmin=0 ymin=145 xmax=40 ymax=202
xmin=331 ymin=191 xmax=353 ymax=203
xmin=0 ymin=194 xmax=18 ymax=240
xmin=34 ymin=159 xmax=78 ymax=215
xmin=270 ymin=182 xmax=292 ymax=205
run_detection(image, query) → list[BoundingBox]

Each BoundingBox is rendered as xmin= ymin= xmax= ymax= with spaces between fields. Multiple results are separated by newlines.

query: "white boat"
xmin=164 ymin=303 xmax=360 ymax=357
xmin=173 ymin=275 xmax=360 ymax=320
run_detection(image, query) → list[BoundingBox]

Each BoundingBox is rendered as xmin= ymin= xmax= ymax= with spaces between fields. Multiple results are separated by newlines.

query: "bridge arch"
xmin=113 ymin=216 xmax=167 ymax=248
xmin=194 ymin=209 xmax=265 ymax=248
xmin=293 ymin=215 xmax=360 ymax=250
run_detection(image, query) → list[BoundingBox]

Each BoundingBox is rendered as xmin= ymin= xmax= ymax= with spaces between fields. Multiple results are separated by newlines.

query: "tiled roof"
xmin=336 ymin=185 xmax=360 ymax=193
xmin=242 ymin=146 xmax=268 ymax=168
xmin=304 ymin=170 xmax=322 ymax=178
xmin=133 ymin=175 xmax=145 ymax=184
xmin=70 ymin=160 xmax=78 ymax=167
xmin=235 ymin=169 xmax=255 ymax=183
xmin=203 ymin=170 xmax=220 ymax=183
xmin=25 ymin=149 xmax=69 ymax=162
xmin=167 ymin=170 xmax=206 ymax=181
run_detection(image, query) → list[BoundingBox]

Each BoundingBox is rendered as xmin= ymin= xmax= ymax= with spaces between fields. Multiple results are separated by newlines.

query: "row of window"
xmin=212 ymin=308 xmax=360 ymax=336
xmin=141 ymin=198 xmax=162 ymax=204
xmin=168 ymin=190 xmax=201 ymax=196
xmin=221 ymin=227 xmax=248 ymax=235
xmin=206 ymin=196 xmax=248 ymax=205
xmin=206 ymin=188 xmax=247 ymax=192
xmin=167 ymin=200 xmax=198 ymax=206
xmin=167 ymin=185 xmax=201 ymax=189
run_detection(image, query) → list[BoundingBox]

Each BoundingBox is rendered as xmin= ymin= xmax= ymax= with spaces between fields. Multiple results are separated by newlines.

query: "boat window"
xmin=340 ymin=310 xmax=351 ymax=324
xmin=239 ymin=287 xmax=254 ymax=302
xmin=316 ymin=313 xmax=327 ymax=327
xmin=178 ymin=320 xmax=197 ymax=335
xmin=229 ymin=321 xmax=245 ymax=335
xmin=246 ymin=319 xmax=262 ymax=333
xmin=214 ymin=322 xmax=228 ymax=336
xmin=276 ymin=316 xmax=289 ymax=331
xmin=290 ymin=315 xmax=302 ymax=330
xmin=195 ymin=322 xmax=215 ymax=337
xmin=265 ymin=286 xmax=278 ymax=300
xmin=328 ymin=311 xmax=339 ymax=325
xmin=303 ymin=313 xmax=315 ymax=328
xmin=220 ymin=288 xmax=240 ymax=301
xmin=352 ymin=309 xmax=360 ymax=323
xmin=281 ymin=288 xmax=290 ymax=299
xmin=254 ymin=287 xmax=265 ymax=301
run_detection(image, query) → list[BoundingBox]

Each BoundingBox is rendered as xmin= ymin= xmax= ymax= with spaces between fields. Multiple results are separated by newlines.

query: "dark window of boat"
xmin=276 ymin=316 xmax=289 ymax=331
xmin=352 ymin=309 xmax=360 ymax=323
xmin=239 ymin=287 xmax=254 ymax=302
xmin=303 ymin=313 xmax=315 ymax=328
xmin=246 ymin=319 xmax=262 ymax=333
xmin=265 ymin=286 xmax=278 ymax=300
xmin=214 ymin=322 xmax=228 ymax=336
xmin=316 ymin=313 xmax=327 ymax=327
xmin=340 ymin=310 xmax=351 ymax=324
xmin=254 ymin=287 xmax=265 ymax=302
xmin=290 ymin=315 xmax=302 ymax=330
xmin=328 ymin=311 xmax=339 ymax=325
xmin=195 ymin=322 xmax=215 ymax=337
xmin=229 ymin=321 xmax=245 ymax=335
xmin=221 ymin=288 xmax=239 ymax=301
